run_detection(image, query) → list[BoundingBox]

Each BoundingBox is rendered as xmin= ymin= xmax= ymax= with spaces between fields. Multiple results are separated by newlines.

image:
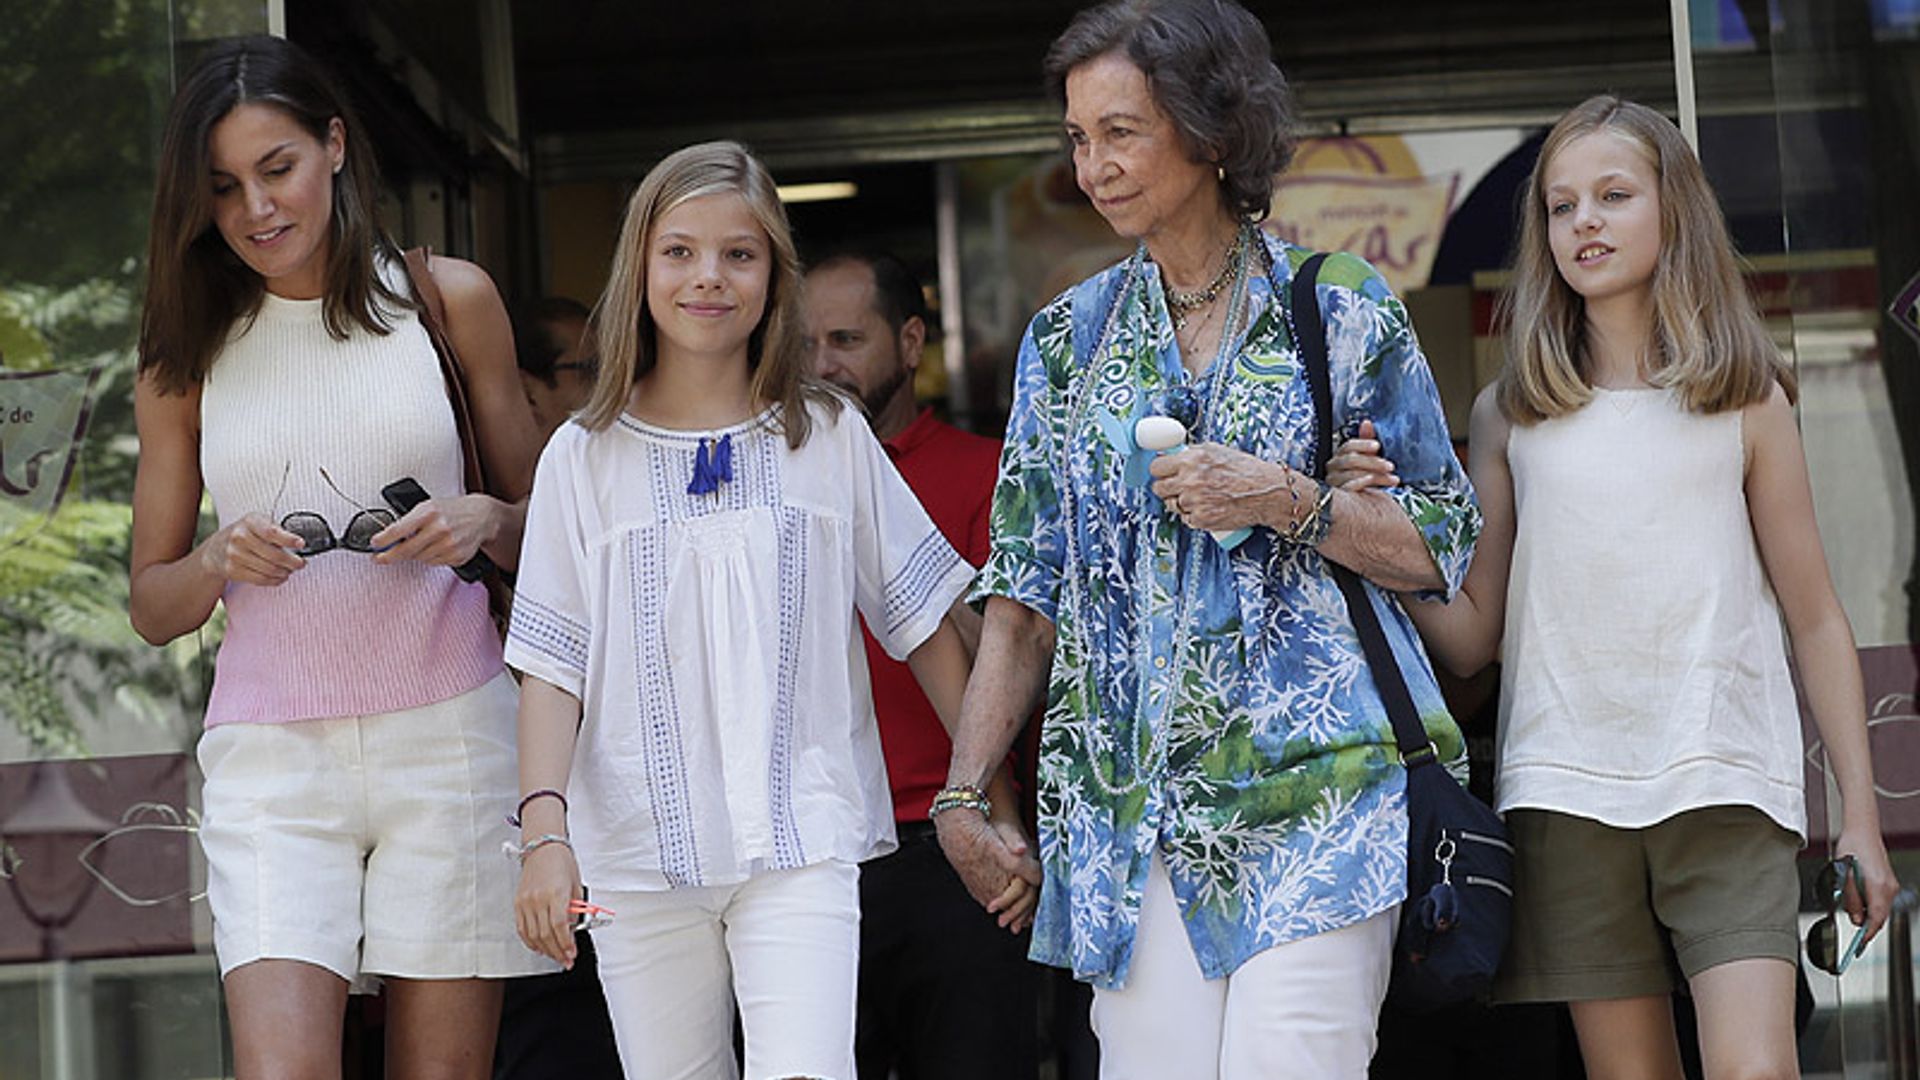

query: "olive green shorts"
xmin=1494 ymin=805 xmax=1801 ymax=1003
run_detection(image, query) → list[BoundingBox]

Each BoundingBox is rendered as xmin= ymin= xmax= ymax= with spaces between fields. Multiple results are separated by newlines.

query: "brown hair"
xmin=1499 ymin=95 xmax=1792 ymax=423
xmin=580 ymin=140 xmax=838 ymax=446
xmin=139 ymin=35 xmax=411 ymax=394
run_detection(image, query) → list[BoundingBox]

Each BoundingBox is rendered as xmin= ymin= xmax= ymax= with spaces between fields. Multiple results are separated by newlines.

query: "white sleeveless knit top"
xmin=197 ymin=267 xmax=502 ymax=726
xmin=1496 ymin=387 xmax=1806 ymax=838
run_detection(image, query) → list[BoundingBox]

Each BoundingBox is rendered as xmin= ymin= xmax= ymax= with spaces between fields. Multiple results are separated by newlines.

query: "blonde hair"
xmin=1498 ymin=95 xmax=1793 ymax=423
xmin=579 ymin=140 xmax=837 ymax=445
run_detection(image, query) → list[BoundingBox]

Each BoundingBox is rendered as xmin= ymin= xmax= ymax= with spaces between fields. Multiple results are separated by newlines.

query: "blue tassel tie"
xmin=686 ymin=433 xmax=734 ymax=495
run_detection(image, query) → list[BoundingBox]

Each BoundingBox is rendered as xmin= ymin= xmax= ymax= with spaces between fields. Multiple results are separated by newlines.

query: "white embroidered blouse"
xmin=505 ymin=400 xmax=973 ymax=892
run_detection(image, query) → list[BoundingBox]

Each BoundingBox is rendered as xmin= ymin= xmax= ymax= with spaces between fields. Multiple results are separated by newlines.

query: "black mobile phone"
xmin=379 ymin=477 xmax=497 ymax=583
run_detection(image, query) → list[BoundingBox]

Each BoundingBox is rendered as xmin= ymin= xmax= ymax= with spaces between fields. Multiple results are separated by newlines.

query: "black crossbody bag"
xmin=1290 ymin=253 xmax=1514 ymax=1011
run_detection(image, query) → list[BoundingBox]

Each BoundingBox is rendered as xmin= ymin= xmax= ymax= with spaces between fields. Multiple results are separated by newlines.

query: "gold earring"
xmin=1216 ymin=164 xmax=1226 ymax=181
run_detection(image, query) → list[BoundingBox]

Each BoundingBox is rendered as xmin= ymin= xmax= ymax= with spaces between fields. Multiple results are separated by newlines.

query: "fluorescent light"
xmin=777 ymin=181 xmax=858 ymax=204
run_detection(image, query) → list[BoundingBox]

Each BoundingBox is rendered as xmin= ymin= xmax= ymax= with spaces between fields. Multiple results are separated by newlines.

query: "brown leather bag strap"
xmin=402 ymin=247 xmax=489 ymax=499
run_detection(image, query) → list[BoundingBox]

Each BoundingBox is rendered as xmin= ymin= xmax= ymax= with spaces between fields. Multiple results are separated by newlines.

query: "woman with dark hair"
xmin=129 ymin=35 xmax=547 ymax=1078
xmin=934 ymin=2 xmax=1480 ymax=1076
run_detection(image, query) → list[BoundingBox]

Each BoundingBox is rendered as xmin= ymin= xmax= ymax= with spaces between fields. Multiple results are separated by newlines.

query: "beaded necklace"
xmin=1164 ymin=229 xmax=1248 ymax=329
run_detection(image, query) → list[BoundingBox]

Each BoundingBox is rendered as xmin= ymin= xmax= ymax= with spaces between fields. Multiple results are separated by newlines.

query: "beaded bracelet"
xmin=929 ymin=784 xmax=992 ymax=819
xmin=506 ymin=788 xmax=568 ymax=829
xmin=502 ymin=833 xmax=572 ymax=864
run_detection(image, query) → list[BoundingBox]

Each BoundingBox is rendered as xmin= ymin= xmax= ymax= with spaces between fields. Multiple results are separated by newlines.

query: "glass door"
xmin=0 ymin=3 xmax=273 ymax=1077
xmin=1691 ymin=0 xmax=1920 ymax=1075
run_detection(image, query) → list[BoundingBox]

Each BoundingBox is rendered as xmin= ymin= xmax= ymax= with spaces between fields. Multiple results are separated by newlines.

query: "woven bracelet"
xmin=502 ymin=833 xmax=572 ymax=864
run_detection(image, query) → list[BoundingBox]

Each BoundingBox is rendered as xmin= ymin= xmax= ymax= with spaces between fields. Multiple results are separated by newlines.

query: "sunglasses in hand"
xmin=1806 ymin=855 xmax=1870 ymax=977
xmin=271 ymin=464 xmax=397 ymax=556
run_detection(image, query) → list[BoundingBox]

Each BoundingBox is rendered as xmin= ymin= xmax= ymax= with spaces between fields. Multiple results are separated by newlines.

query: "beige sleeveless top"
xmin=1497 ymin=387 xmax=1805 ymax=838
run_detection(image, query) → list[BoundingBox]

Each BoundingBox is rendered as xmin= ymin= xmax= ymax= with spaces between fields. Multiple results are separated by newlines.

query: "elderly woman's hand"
xmin=1149 ymin=443 xmax=1298 ymax=533
xmin=937 ymin=808 xmax=1043 ymax=931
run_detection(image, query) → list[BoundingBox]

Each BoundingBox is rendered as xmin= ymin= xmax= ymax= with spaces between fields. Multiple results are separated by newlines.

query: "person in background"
xmin=805 ymin=249 xmax=1041 ymax=1080
xmin=514 ymin=296 xmax=596 ymax=440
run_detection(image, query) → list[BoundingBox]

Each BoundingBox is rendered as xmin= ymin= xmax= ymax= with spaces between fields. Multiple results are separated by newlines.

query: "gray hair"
xmin=1044 ymin=0 xmax=1298 ymax=222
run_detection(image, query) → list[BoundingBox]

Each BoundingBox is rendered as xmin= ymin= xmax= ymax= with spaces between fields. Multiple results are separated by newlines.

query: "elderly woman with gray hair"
xmin=933 ymin=2 xmax=1481 ymax=1076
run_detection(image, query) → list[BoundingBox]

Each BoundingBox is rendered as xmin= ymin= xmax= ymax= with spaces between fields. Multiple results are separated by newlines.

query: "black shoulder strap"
xmin=1289 ymin=254 xmax=1437 ymax=768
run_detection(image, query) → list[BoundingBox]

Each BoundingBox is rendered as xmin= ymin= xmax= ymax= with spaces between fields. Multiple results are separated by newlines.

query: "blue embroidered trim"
xmin=883 ymin=531 xmax=965 ymax=637
xmin=507 ymin=595 xmax=589 ymax=676
xmin=769 ymin=502 xmax=807 ymax=869
xmin=633 ymin=493 xmax=701 ymax=888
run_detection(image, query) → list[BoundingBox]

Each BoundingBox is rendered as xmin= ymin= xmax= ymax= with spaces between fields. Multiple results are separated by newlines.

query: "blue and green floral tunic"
xmin=976 ymin=234 xmax=1478 ymax=989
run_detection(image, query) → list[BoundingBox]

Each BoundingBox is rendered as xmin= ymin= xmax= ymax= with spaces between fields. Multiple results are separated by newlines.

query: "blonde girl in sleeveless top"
xmin=130 ymin=36 xmax=547 ymax=1079
xmin=1332 ymin=96 xmax=1895 ymax=1079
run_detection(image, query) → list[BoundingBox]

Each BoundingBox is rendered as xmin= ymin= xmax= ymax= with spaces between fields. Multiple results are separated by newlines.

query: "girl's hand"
xmin=985 ymin=814 xmax=1041 ymax=933
xmin=988 ymin=873 xmax=1039 ymax=933
xmin=938 ymin=809 xmax=1041 ymax=921
xmin=514 ymin=842 xmax=583 ymax=968
xmin=372 ymin=493 xmax=496 ymax=567
xmin=1836 ymin=826 xmax=1900 ymax=947
xmin=199 ymin=513 xmax=306 ymax=586
xmin=1328 ymin=420 xmax=1399 ymax=491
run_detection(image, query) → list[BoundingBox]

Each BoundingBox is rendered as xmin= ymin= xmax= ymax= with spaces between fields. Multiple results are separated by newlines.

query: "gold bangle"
xmin=930 ymin=784 xmax=992 ymax=819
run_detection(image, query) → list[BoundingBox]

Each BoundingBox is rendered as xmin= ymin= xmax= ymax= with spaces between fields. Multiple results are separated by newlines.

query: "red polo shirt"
xmin=865 ymin=407 xmax=1002 ymax=822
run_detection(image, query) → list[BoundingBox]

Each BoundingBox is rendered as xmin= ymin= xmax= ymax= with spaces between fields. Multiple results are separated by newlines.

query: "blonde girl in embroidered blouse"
xmin=506 ymin=141 xmax=1035 ymax=1080
xmin=1332 ymin=95 xmax=1896 ymax=1080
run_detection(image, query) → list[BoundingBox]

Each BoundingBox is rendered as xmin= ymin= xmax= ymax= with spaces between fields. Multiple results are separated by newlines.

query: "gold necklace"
xmin=1165 ymin=230 xmax=1246 ymax=329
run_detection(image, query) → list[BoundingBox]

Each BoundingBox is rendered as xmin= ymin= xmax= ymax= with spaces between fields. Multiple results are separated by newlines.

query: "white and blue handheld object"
xmin=1134 ymin=415 xmax=1252 ymax=550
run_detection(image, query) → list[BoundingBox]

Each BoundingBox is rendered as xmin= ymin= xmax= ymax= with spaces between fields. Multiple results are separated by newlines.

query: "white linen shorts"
xmin=197 ymin=671 xmax=553 ymax=984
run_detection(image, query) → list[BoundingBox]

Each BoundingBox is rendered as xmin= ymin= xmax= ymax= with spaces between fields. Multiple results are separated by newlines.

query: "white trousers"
xmin=1090 ymin=854 xmax=1397 ymax=1080
xmin=591 ymin=859 xmax=859 ymax=1080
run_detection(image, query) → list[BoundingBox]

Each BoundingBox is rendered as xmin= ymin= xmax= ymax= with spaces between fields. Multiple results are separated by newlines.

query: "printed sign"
xmin=1269 ymin=163 xmax=1458 ymax=296
xmin=0 ymin=366 xmax=100 ymax=544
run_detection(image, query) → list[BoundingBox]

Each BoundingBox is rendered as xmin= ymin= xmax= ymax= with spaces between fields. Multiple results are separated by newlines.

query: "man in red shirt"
xmin=806 ymin=250 xmax=1039 ymax=1080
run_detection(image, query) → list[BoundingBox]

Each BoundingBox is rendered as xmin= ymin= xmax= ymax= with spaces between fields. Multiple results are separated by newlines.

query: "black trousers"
xmin=856 ymin=821 xmax=1041 ymax=1080
xmin=492 ymin=929 xmax=622 ymax=1080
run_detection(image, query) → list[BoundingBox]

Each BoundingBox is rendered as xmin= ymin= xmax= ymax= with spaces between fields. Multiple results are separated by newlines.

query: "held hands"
xmin=371 ymin=493 xmax=495 ymax=567
xmin=200 ymin=513 xmax=306 ymax=587
xmin=1327 ymin=420 xmax=1399 ymax=492
xmin=1147 ymin=443 xmax=1293 ymax=533
xmin=514 ymin=842 xmax=583 ymax=968
xmin=937 ymin=807 xmax=1043 ymax=934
